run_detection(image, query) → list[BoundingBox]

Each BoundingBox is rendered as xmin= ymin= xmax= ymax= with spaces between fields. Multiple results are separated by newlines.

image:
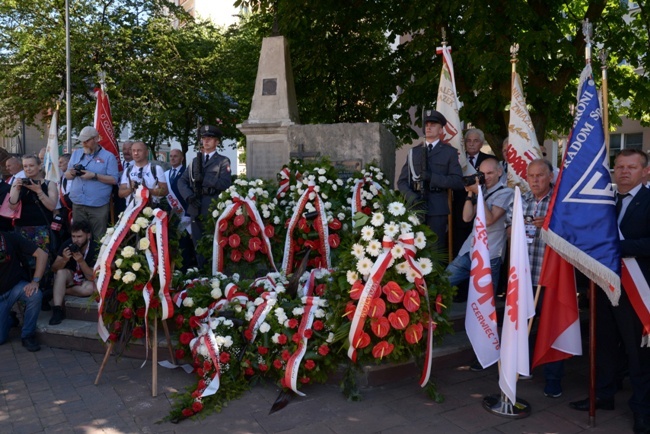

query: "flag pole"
xmin=440 ymin=28 xmax=454 ymax=264
xmin=65 ymin=0 xmax=72 ymax=153
xmin=599 ymin=49 xmax=610 ymax=158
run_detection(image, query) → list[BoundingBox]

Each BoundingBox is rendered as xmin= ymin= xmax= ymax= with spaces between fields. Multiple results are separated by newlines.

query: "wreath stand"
xmin=94 ymin=315 xmax=176 ymax=397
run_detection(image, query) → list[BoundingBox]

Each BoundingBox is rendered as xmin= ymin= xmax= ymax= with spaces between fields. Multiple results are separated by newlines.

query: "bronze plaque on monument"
xmin=334 ymin=159 xmax=363 ymax=181
xmin=262 ymin=78 xmax=277 ymax=96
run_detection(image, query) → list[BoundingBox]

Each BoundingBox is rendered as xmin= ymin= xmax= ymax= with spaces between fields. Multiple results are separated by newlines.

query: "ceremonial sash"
xmin=622 ymin=257 xmax=650 ymax=346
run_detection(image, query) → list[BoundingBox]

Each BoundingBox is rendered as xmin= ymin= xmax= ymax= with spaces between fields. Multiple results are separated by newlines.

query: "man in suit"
xmin=178 ymin=125 xmax=232 ymax=267
xmin=397 ymin=110 xmax=464 ymax=254
xmin=570 ymin=149 xmax=650 ymax=434
xmin=5 ymin=156 xmax=25 ymax=185
xmin=165 ymin=149 xmax=195 ymax=271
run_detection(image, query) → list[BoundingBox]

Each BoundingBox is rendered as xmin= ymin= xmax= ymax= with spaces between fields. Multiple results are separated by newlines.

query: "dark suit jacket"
xmin=397 ymin=142 xmax=463 ymax=216
xmin=166 ymin=166 xmax=188 ymax=212
xmin=620 ymin=185 xmax=650 ymax=282
xmin=467 ymin=151 xmax=492 ymax=172
xmin=177 ymin=153 xmax=232 ymax=219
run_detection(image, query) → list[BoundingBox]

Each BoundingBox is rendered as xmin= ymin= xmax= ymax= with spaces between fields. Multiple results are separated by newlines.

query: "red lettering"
xmin=471 ymin=250 xmax=495 ymax=306
xmin=506 ymin=267 xmax=520 ymax=329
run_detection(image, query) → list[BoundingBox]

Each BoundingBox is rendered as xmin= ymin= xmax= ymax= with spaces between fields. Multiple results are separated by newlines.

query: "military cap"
xmin=200 ymin=125 xmax=223 ymax=139
xmin=422 ymin=110 xmax=447 ymax=127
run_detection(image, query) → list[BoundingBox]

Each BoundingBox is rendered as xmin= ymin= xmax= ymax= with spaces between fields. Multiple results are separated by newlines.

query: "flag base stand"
xmin=482 ymin=393 xmax=531 ymax=419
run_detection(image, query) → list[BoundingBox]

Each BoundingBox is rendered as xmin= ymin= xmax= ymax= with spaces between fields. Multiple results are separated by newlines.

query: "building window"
xmin=609 ymin=132 xmax=643 ymax=166
xmin=625 ymin=133 xmax=643 ymax=150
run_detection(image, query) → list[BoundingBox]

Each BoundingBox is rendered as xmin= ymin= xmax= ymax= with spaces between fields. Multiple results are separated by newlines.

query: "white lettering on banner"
xmin=563 ymin=146 xmax=616 ymax=205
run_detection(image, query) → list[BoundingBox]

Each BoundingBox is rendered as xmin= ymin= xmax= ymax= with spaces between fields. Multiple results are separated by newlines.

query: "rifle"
xmin=191 ymin=119 xmax=204 ymax=216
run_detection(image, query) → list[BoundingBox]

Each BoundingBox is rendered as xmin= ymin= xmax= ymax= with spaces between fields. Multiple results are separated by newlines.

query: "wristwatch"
xmin=93 ymin=173 xmax=99 ymax=181
xmin=32 ymin=277 xmax=41 ymax=283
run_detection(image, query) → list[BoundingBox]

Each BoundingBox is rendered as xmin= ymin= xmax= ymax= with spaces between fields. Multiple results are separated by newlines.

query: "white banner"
xmin=44 ymin=110 xmax=60 ymax=184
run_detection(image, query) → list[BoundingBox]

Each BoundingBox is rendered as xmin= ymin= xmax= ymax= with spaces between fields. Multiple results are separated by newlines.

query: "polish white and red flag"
xmin=94 ymin=86 xmax=122 ymax=171
xmin=465 ymin=187 xmax=500 ymax=368
xmin=435 ymin=44 xmax=468 ymax=174
xmin=499 ymin=187 xmax=535 ymax=404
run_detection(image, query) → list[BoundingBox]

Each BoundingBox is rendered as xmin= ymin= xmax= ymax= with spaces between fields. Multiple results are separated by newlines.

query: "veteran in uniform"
xmin=178 ymin=125 xmax=232 ymax=266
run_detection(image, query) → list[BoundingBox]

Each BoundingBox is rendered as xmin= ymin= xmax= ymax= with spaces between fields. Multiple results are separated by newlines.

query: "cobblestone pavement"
xmin=0 ymin=329 xmax=637 ymax=434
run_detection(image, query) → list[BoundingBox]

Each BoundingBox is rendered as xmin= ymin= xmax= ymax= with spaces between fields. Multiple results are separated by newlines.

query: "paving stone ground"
xmin=0 ymin=328 xmax=637 ymax=434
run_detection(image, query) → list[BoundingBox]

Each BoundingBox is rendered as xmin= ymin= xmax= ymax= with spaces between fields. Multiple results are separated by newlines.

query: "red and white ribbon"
xmin=191 ymin=324 xmax=222 ymax=398
xmin=276 ymin=167 xmax=291 ymax=198
xmin=212 ymin=192 xmax=277 ymax=275
xmin=281 ymin=184 xmax=330 ymax=274
xmin=95 ymin=186 xmax=149 ymax=342
xmin=284 ymin=295 xmax=320 ymax=396
xmin=211 ymin=283 xmax=249 ymax=312
xmin=622 ymin=257 xmax=650 ymax=347
xmin=351 ymin=177 xmax=383 ymax=225
xmin=246 ymin=291 xmax=277 ymax=342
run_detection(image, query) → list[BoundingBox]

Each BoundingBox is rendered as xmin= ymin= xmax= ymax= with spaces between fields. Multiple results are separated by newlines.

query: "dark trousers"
xmin=425 ymin=214 xmax=449 ymax=259
xmin=596 ymin=289 xmax=650 ymax=414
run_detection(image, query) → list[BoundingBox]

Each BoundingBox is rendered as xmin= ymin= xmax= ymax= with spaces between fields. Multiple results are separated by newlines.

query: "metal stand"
xmin=482 ymin=392 xmax=531 ymax=419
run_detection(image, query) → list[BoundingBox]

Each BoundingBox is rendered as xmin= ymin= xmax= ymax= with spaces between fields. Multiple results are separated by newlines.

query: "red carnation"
xmin=218 ymin=220 xmax=229 ymax=232
xmin=344 ymin=302 xmax=356 ymax=321
xmin=175 ymin=349 xmax=186 ymax=360
xmin=133 ymin=283 xmax=144 ymax=291
xmin=273 ymin=359 xmax=283 ymax=369
xmin=328 ymin=234 xmax=340 ymax=248
xmin=191 ymin=390 xmax=201 ymax=398
xmin=318 ymin=344 xmax=330 ymax=356
xmin=259 ymin=363 xmax=268 ymax=372
xmin=277 ymin=334 xmax=288 ymax=344
xmin=403 ymin=290 xmax=421 ymax=312
xmin=314 ymin=284 xmax=326 ymax=296
xmin=388 ymin=309 xmax=410 ymax=330
xmin=264 ymin=225 xmax=275 ymax=238
xmin=196 ymin=368 xmax=204 ymax=377
xmin=136 ymin=307 xmax=146 ymax=318
xmin=122 ymin=307 xmax=133 ymax=319
xmin=149 ymin=297 xmax=160 ymax=309
xmin=292 ymin=333 xmax=301 ymax=344
xmin=244 ymin=367 xmax=254 ymax=376
xmin=300 ymin=376 xmax=310 ymax=384
xmin=248 ymin=221 xmax=260 ymax=236
xmin=372 ymin=341 xmax=395 ymax=359
xmin=243 ymin=249 xmax=255 ymax=263
xmin=312 ymin=320 xmax=324 ymax=331
xmin=258 ymin=346 xmax=269 ymax=355
xmin=203 ymin=360 xmax=212 ymax=372
xmin=181 ymin=408 xmax=194 ymax=417
xmin=233 ymin=214 xmax=245 ymax=227
xmin=370 ymin=316 xmax=390 ymax=338
xmin=328 ymin=218 xmax=342 ymax=230
xmin=109 ymin=333 xmax=118 ymax=342
xmin=244 ymin=329 xmax=253 ymax=341
xmin=230 ymin=249 xmax=242 ymax=262
xmin=304 ymin=359 xmax=316 ymax=370
xmin=281 ymin=349 xmax=291 ymax=361
xmin=369 ymin=298 xmax=386 ymax=318
xmin=248 ymin=237 xmax=262 ymax=252
xmin=174 ymin=314 xmax=184 ymax=328
xmin=362 ymin=206 xmax=372 ymax=215
xmin=350 ymin=280 xmax=364 ymax=300
xmin=116 ymin=292 xmax=129 ymax=303
xmin=132 ymin=327 xmax=145 ymax=339
xmin=352 ymin=331 xmax=371 ymax=349
xmin=303 ymin=329 xmax=313 ymax=339
xmin=382 ymin=281 xmax=404 ymax=304
xmin=179 ymin=332 xmax=194 ymax=345
xmin=405 ymin=323 xmax=424 ymax=345
xmin=198 ymin=379 xmax=206 ymax=390
xmin=192 ymin=401 xmax=203 ymax=413
xmin=287 ymin=318 xmax=299 ymax=329
xmin=112 ymin=321 xmax=122 ymax=331
xmin=219 ymin=352 xmax=231 ymax=364
xmin=228 ymin=234 xmax=241 ymax=248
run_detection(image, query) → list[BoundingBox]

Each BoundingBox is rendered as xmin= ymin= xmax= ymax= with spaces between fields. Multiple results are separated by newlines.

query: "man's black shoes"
xmin=21 ymin=336 xmax=40 ymax=352
xmin=569 ymin=397 xmax=615 ymax=411
xmin=49 ymin=306 xmax=65 ymax=325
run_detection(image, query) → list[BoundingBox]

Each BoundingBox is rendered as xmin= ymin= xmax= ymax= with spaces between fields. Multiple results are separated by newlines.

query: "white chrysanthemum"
xmin=387 ymin=202 xmax=406 ymax=216
xmin=327 ymin=332 xmax=335 ymax=343
xmin=271 ymin=333 xmax=281 ymax=344
xmin=361 ymin=226 xmax=374 ymax=242
xmin=121 ymin=246 xmax=136 ymax=258
xmin=395 ymin=261 xmax=410 ymax=275
xmin=370 ymin=212 xmax=385 ymax=227
xmin=130 ymin=224 xmax=141 ymax=233
xmin=351 ymin=243 xmax=365 ymax=259
xmin=273 ymin=216 xmax=281 ymax=225
xmin=391 ymin=244 xmax=405 ymax=259
xmin=346 ymin=270 xmax=359 ymax=285
xmin=318 ymin=168 xmax=326 ymax=175
xmin=223 ymin=336 xmax=233 ymax=348
xmin=135 ymin=217 xmax=149 ymax=228
xmin=356 ymin=257 xmax=373 ymax=276
xmin=194 ymin=307 xmax=207 ymax=317
xmin=415 ymin=231 xmax=427 ymax=249
xmin=332 ymin=184 xmax=338 ymax=191
xmin=292 ymin=307 xmax=304 ymax=316
xmin=408 ymin=214 xmax=420 ymax=226
xmin=234 ymin=304 xmax=243 ymax=313
xmin=122 ymin=272 xmax=136 ymax=284
xmin=212 ymin=210 xmax=219 ymax=218
xmin=142 ymin=207 xmax=153 ymax=217
xmin=275 ymin=284 xmax=286 ymax=294
xmin=318 ymin=176 xmax=327 ymax=183
xmin=244 ymin=311 xmax=254 ymax=321
xmin=232 ymin=273 xmax=240 ymax=283
xmin=223 ymin=319 xmax=234 ymax=328
xmin=115 ymin=258 xmax=123 ymax=268
xmin=259 ymin=322 xmax=271 ymax=333
xmin=182 ymin=297 xmax=194 ymax=308
xmin=138 ymin=238 xmax=150 ymax=251
xmin=315 ymin=308 xmax=326 ymax=318
xmin=399 ymin=222 xmax=413 ymax=233
xmin=336 ymin=179 xmax=344 ymax=186
xmin=366 ymin=240 xmax=381 ymax=257
xmin=418 ymin=258 xmax=433 ymax=275
xmin=113 ymin=269 xmax=122 ymax=281
xmin=373 ymin=202 xmax=381 ymax=210
xmin=132 ymin=262 xmax=142 ymax=271
xmin=383 ymin=222 xmax=399 ymax=238
xmin=211 ymin=287 xmax=222 ymax=299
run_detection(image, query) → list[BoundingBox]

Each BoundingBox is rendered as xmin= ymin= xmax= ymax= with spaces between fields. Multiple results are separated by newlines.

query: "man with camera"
xmin=118 ymin=141 xmax=168 ymax=204
xmin=397 ymin=110 xmax=464 ymax=253
xmin=447 ymin=157 xmax=513 ymax=302
xmin=65 ymin=126 xmax=119 ymax=240
xmin=48 ymin=221 xmax=98 ymax=325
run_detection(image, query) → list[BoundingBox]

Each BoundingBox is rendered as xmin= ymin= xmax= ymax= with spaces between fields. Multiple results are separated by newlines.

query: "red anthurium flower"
xmin=304 ymin=360 xmax=316 ymax=370
xmin=233 ymin=214 xmax=245 ymax=227
xmin=179 ymin=332 xmax=194 ymax=345
xmin=370 ymin=316 xmax=390 ymax=338
xmin=189 ymin=316 xmax=201 ymax=328
xmin=388 ymin=309 xmax=410 ymax=330
xmin=311 ymin=256 xmax=323 ymax=268
xmin=405 ymin=323 xmax=424 ymax=344
xmin=122 ymin=307 xmax=133 ymax=319
xmin=313 ymin=320 xmax=324 ymax=331
xmin=328 ymin=218 xmax=342 ymax=230
xmin=372 ymin=341 xmax=395 ymax=359
xmin=260 ymin=243 xmax=268 ymax=254
xmin=230 ymin=249 xmax=242 ymax=262
xmin=382 ymin=281 xmax=404 ymax=303
xmin=435 ymin=294 xmax=445 ymax=314
xmin=369 ymin=298 xmax=386 ymax=318
xmin=219 ymin=352 xmax=230 ymax=364
xmin=218 ymin=237 xmax=228 ymax=247
xmin=353 ymin=331 xmax=371 ymax=349
xmin=344 ymin=302 xmax=356 ymax=321
xmin=218 ymin=220 xmax=229 ymax=232
xmin=350 ymin=280 xmax=364 ymax=300
xmin=328 ymin=234 xmax=340 ymax=248
xmin=304 ymin=239 xmax=320 ymax=251
xmin=192 ymin=401 xmax=203 ymax=413
xmin=264 ymin=225 xmax=275 ymax=238
xmin=298 ymin=218 xmax=309 ymax=232
xmin=132 ymin=327 xmax=145 ymax=339
xmin=248 ymin=221 xmax=260 ymax=236
xmin=116 ymin=292 xmax=129 ymax=303
xmin=403 ymin=290 xmax=421 ymax=312
xmin=318 ymin=344 xmax=330 ymax=356
xmin=243 ymin=249 xmax=255 ymax=263
xmin=228 ymin=234 xmax=241 ymax=248
xmin=249 ymin=237 xmax=262 ymax=252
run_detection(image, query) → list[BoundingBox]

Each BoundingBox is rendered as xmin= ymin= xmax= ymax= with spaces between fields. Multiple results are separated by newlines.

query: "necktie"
xmin=204 ymin=154 xmax=210 ymax=164
xmin=616 ymin=192 xmax=630 ymax=216
xmin=171 ymin=168 xmax=177 ymax=180
xmin=427 ymin=143 xmax=433 ymax=153
xmin=469 ymin=155 xmax=475 ymax=168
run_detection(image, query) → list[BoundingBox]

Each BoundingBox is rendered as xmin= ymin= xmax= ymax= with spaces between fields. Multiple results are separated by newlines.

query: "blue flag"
xmin=542 ymin=64 xmax=621 ymax=305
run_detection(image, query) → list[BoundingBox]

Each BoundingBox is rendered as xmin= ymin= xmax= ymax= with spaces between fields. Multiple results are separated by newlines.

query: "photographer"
xmin=447 ymin=157 xmax=513 ymax=303
xmin=65 ymin=126 xmax=119 ymax=240
xmin=118 ymin=141 xmax=168 ymax=203
xmin=8 ymin=155 xmax=58 ymax=255
xmin=48 ymin=221 xmax=97 ymax=325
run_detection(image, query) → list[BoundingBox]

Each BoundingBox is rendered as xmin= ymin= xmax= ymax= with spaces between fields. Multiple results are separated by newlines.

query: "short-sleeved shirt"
xmin=120 ymin=163 xmax=166 ymax=202
xmin=57 ymin=238 xmax=98 ymax=284
xmin=0 ymin=232 xmax=37 ymax=295
xmin=459 ymin=182 xmax=514 ymax=260
xmin=68 ymin=147 xmax=119 ymax=207
xmin=522 ymin=187 xmax=553 ymax=286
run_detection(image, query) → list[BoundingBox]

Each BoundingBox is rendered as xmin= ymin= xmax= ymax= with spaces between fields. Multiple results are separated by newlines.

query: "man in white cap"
xmin=65 ymin=126 xmax=119 ymax=240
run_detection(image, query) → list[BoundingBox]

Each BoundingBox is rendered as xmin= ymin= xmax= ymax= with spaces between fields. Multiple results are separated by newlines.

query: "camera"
xmin=73 ymin=164 xmax=85 ymax=176
xmin=68 ymin=243 xmax=81 ymax=253
xmin=22 ymin=178 xmax=40 ymax=186
xmin=462 ymin=171 xmax=486 ymax=186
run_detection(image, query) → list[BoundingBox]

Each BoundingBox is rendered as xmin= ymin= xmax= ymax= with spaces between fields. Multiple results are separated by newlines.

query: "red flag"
xmin=532 ymin=246 xmax=581 ymax=369
xmin=94 ymin=87 xmax=122 ymax=171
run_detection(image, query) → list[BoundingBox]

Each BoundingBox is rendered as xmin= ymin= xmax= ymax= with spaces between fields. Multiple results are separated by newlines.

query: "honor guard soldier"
xmin=178 ymin=125 xmax=232 ymax=266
